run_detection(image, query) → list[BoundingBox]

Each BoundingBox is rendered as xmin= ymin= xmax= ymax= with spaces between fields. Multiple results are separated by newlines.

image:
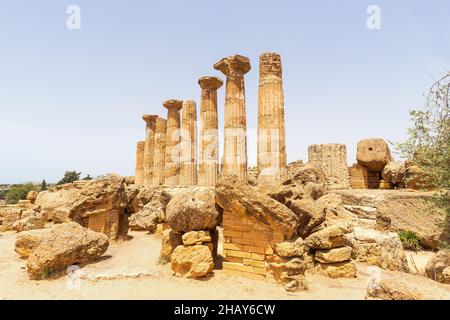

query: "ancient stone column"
xmin=308 ymin=144 xmax=350 ymax=190
xmin=134 ymin=141 xmax=145 ymax=186
xmin=153 ymin=117 xmax=167 ymax=186
xmin=179 ymin=100 xmax=198 ymax=185
xmin=163 ymin=99 xmax=183 ymax=186
xmin=198 ymin=76 xmax=223 ymax=186
xmin=214 ymin=54 xmax=251 ymax=180
xmin=142 ymin=115 xmax=158 ymax=186
xmin=257 ymin=52 xmax=287 ymax=186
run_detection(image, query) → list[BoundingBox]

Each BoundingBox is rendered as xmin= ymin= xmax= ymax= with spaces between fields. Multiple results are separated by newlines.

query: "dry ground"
xmin=0 ymin=229 xmax=433 ymax=300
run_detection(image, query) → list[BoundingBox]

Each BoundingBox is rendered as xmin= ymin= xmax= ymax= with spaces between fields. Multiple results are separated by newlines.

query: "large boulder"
xmin=350 ymin=227 xmax=409 ymax=272
xmin=166 ymin=188 xmax=219 ymax=233
xmin=425 ymin=251 xmax=450 ymax=284
xmin=12 ymin=207 xmax=46 ymax=232
xmin=266 ymin=253 xmax=313 ymax=291
xmin=160 ymin=229 xmax=183 ymax=263
xmin=304 ymin=225 xmax=352 ymax=250
xmin=15 ymin=228 xmax=52 ymax=257
xmin=171 ymin=245 xmax=214 ymax=278
xmin=376 ymin=195 xmax=449 ymax=249
xmin=129 ymin=206 xmax=161 ymax=232
xmin=269 ymin=163 xmax=326 ymax=203
xmin=0 ymin=206 xmax=22 ymax=231
xmin=182 ymin=231 xmax=212 ymax=246
xmin=268 ymin=164 xmax=328 ymax=237
xmin=273 ymin=237 xmax=306 ymax=258
xmin=381 ymin=161 xmax=406 ymax=187
xmin=404 ymin=162 xmax=432 ymax=190
xmin=315 ymin=246 xmax=352 ymax=264
xmin=215 ymin=175 xmax=299 ymax=238
xmin=27 ymin=191 xmax=38 ymax=204
xmin=126 ymin=187 xmax=171 ymax=217
xmin=34 ymin=177 xmax=128 ymax=239
xmin=356 ymin=138 xmax=392 ymax=172
xmin=366 ymin=269 xmax=450 ymax=300
xmin=314 ymin=261 xmax=357 ymax=279
xmin=27 ymin=222 xmax=109 ymax=280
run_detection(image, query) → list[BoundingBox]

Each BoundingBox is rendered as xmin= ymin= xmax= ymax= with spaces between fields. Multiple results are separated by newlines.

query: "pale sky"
xmin=1 ymin=0 xmax=449 ymax=183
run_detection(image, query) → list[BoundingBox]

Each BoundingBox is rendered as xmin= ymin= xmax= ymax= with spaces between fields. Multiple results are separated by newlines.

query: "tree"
xmin=82 ymin=174 xmax=93 ymax=180
xmin=397 ymin=72 xmax=450 ymax=215
xmin=5 ymin=183 xmax=38 ymax=204
xmin=40 ymin=179 xmax=47 ymax=191
xmin=56 ymin=171 xmax=81 ymax=185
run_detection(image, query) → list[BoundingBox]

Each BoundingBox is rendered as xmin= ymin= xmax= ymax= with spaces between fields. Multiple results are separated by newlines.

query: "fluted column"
xmin=153 ymin=117 xmax=167 ymax=186
xmin=163 ymin=99 xmax=183 ymax=186
xmin=257 ymin=52 xmax=287 ymax=185
xmin=142 ymin=115 xmax=158 ymax=186
xmin=134 ymin=141 xmax=145 ymax=186
xmin=179 ymin=100 xmax=198 ymax=185
xmin=214 ymin=54 xmax=251 ymax=180
xmin=198 ymin=76 xmax=223 ymax=186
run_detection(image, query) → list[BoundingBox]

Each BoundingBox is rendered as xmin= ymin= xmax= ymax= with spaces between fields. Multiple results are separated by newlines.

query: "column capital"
xmin=259 ymin=52 xmax=282 ymax=78
xmin=163 ymin=99 xmax=183 ymax=110
xmin=198 ymin=76 xmax=223 ymax=90
xmin=214 ymin=54 xmax=251 ymax=77
xmin=142 ymin=114 xmax=158 ymax=123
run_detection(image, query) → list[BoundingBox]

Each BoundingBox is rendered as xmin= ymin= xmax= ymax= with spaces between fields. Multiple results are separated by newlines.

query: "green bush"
xmin=5 ymin=183 xmax=38 ymax=204
xmin=396 ymin=73 xmax=450 ymax=215
xmin=56 ymin=171 xmax=81 ymax=185
xmin=398 ymin=230 xmax=422 ymax=251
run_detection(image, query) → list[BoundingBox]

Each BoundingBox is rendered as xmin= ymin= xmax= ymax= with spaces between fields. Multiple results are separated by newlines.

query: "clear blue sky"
xmin=1 ymin=0 xmax=449 ymax=183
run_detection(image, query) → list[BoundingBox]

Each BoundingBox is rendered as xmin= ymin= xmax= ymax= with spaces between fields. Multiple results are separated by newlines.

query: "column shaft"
xmin=198 ymin=77 xmax=223 ymax=186
xmin=163 ymin=100 xmax=183 ymax=186
xmin=153 ymin=117 xmax=167 ymax=186
xmin=180 ymin=100 xmax=198 ymax=185
xmin=142 ymin=115 xmax=158 ymax=186
xmin=214 ymin=55 xmax=251 ymax=181
xmin=257 ymin=52 xmax=287 ymax=185
xmin=134 ymin=141 xmax=145 ymax=186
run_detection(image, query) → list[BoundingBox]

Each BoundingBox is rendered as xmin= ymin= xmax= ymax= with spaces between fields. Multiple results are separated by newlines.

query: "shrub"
xmin=56 ymin=171 xmax=81 ymax=185
xmin=398 ymin=230 xmax=422 ymax=251
xmin=5 ymin=183 xmax=38 ymax=204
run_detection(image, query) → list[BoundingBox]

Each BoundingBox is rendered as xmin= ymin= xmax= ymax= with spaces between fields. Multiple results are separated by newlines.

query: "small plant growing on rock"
xmin=157 ymin=255 xmax=170 ymax=265
xmin=399 ymin=230 xmax=422 ymax=251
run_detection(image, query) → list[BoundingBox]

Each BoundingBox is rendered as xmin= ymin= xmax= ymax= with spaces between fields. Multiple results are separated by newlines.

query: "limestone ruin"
xmin=1 ymin=51 xmax=448 ymax=300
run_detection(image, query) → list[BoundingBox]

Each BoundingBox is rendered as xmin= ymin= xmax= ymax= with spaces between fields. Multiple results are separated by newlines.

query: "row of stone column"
xmin=135 ymin=52 xmax=287 ymax=187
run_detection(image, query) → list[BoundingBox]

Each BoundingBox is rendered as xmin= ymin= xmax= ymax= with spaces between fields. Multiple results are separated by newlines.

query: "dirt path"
xmin=0 ymin=230 xmax=434 ymax=300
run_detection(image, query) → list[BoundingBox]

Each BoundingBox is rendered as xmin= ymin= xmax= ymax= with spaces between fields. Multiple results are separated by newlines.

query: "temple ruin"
xmin=257 ymin=52 xmax=287 ymax=186
xmin=163 ymin=99 xmax=183 ymax=186
xmin=198 ymin=76 xmax=222 ymax=186
xmin=127 ymin=52 xmax=427 ymax=287
xmin=134 ymin=141 xmax=145 ymax=186
xmin=142 ymin=115 xmax=158 ymax=186
xmin=214 ymin=55 xmax=251 ymax=180
xmin=180 ymin=100 xmax=198 ymax=186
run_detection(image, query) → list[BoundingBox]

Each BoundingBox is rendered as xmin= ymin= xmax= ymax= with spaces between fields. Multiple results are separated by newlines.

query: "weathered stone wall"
xmin=308 ymin=144 xmax=350 ymax=190
xmin=222 ymin=209 xmax=283 ymax=281
xmin=348 ymin=163 xmax=368 ymax=189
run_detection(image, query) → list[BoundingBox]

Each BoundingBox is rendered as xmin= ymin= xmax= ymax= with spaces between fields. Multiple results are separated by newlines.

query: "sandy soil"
xmin=0 ymin=230 xmax=434 ymax=300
